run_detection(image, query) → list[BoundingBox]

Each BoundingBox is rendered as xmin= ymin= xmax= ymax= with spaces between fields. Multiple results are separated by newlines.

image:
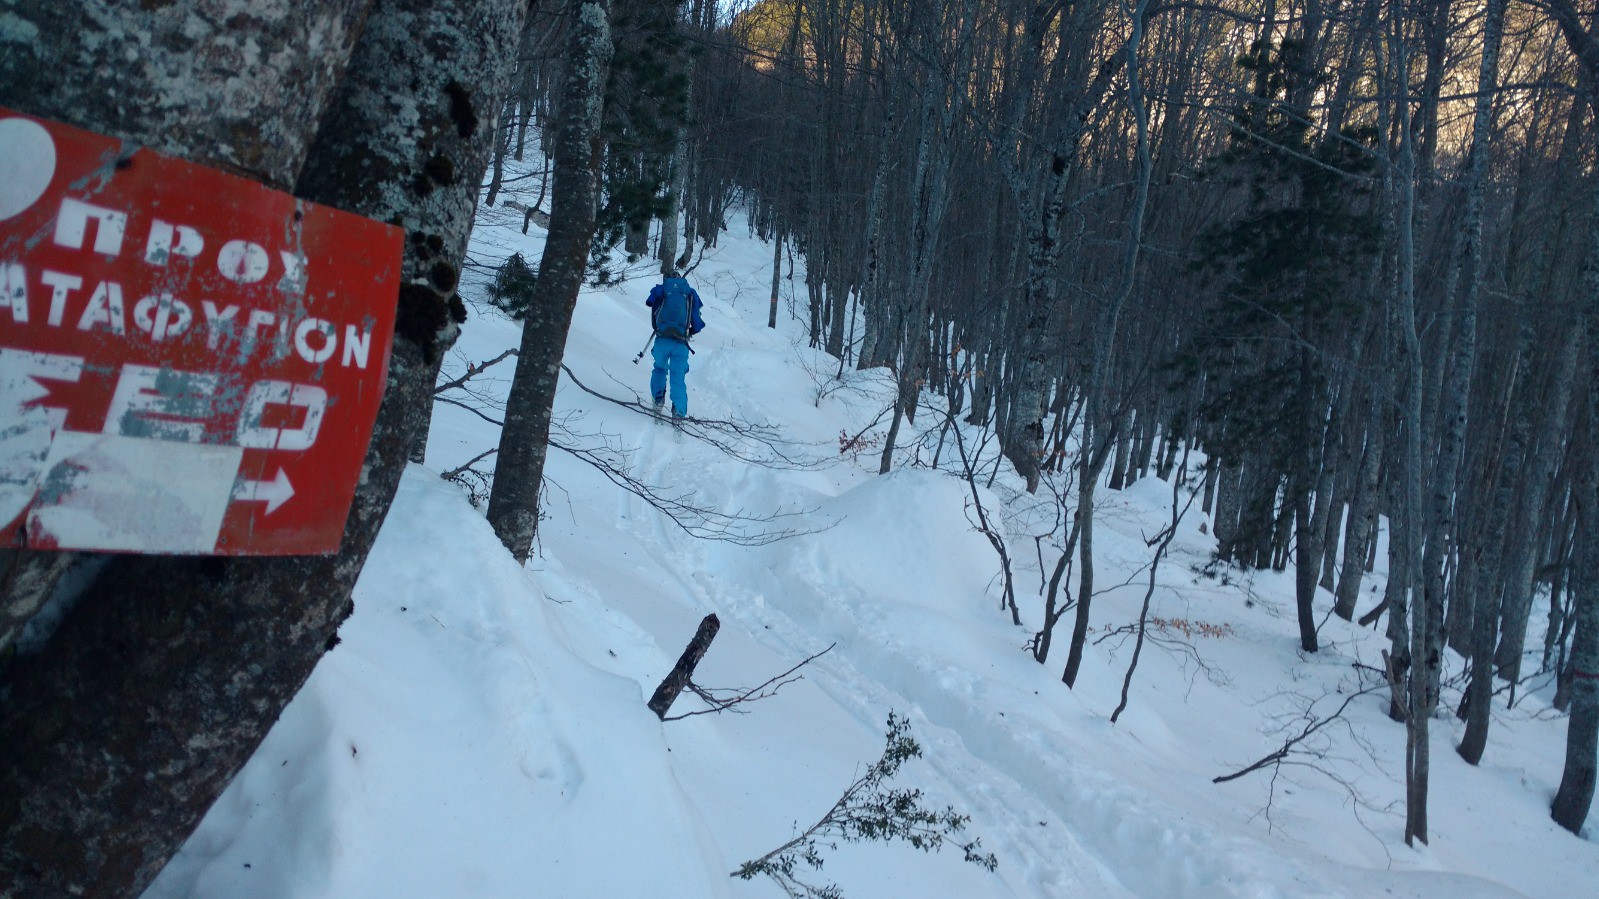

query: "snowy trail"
xmin=615 ymin=253 xmax=1538 ymax=898
xmin=698 ymin=549 xmax=1133 ymax=897
xmin=670 ymin=476 xmax=1290 ymax=898
xmin=619 ymin=354 xmax=1276 ymax=895
xmin=147 ymin=209 xmax=1594 ymax=898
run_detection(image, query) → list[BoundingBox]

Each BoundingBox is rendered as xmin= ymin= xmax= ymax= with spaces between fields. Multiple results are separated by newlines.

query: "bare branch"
xmin=1213 ymin=672 xmax=1387 ymax=784
xmin=434 ymin=349 xmax=518 ymax=395
xmin=440 ymin=447 xmax=499 ymax=481
xmin=665 ymin=643 xmax=836 ymax=721
xmin=565 ymin=363 xmax=830 ymax=469
xmin=1112 ymin=471 xmax=1201 ymax=723
xmin=433 ymin=394 xmax=508 ymax=427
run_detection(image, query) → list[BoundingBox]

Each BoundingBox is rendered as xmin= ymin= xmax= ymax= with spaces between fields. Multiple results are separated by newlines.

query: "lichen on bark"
xmin=0 ymin=0 xmax=372 ymax=189
xmin=0 ymin=1 xmax=530 ymax=894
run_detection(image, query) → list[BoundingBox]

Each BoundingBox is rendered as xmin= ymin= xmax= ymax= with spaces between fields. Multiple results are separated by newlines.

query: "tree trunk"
xmin=1551 ymin=99 xmax=1599 ymax=833
xmin=1392 ymin=22 xmax=1430 ymax=842
xmin=1318 ymin=496 xmax=1343 ymax=593
xmin=1497 ymin=328 xmax=1579 ymax=679
xmin=1201 ymin=457 xmax=1219 ymax=517
xmin=1156 ymin=424 xmax=1180 ymax=481
xmin=875 ymin=5 xmax=969 ymax=471
xmin=1416 ymin=0 xmax=1490 ymax=714
xmin=1061 ymin=0 xmax=1154 ymax=684
xmin=1494 ymin=97 xmax=1587 ymax=679
xmin=806 ymin=270 xmax=825 ymax=347
xmin=1212 ymin=462 xmax=1239 ymax=549
xmin=1550 ymin=497 xmax=1578 ymax=707
xmin=658 ymin=41 xmax=693 ymax=274
xmin=1335 ymin=399 xmax=1384 ymax=619
xmin=1459 ymin=355 xmax=1523 ymax=763
xmin=851 ymin=113 xmax=893 ymax=367
xmin=0 ymin=1 xmax=526 ymax=893
xmin=1134 ymin=402 xmax=1157 ymax=482
xmin=1313 ymin=349 xmax=1361 ymax=594
xmin=0 ymin=0 xmax=375 ymax=649
xmin=966 ymin=343 xmax=993 ymax=426
xmin=999 ymin=2 xmax=1131 ymax=495
xmin=485 ymin=105 xmax=510 ymax=207
xmin=1064 ymin=412 xmax=1098 ymax=688
xmin=1294 ymin=483 xmax=1320 ymax=651
xmin=487 ymin=0 xmax=614 ymax=563
xmin=513 ymin=21 xmax=539 ymax=162
xmin=1552 ymin=480 xmax=1599 ymax=832
xmin=823 ymin=277 xmax=849 ymax=360
xmin=0 ymin=1 xmax=370 ymax=191
xmin=768 ymin=230 xmax=783 ymax=329
xmin=1294 ymin=351 xmax=1321 ymax=652
xmin=826 ymin=275 xmax=850 ymax=362
xmin=1271 ymin=491 xmax=1294 ymax=572
xmin=1108 ymin=405 xmax=1135 ymax=491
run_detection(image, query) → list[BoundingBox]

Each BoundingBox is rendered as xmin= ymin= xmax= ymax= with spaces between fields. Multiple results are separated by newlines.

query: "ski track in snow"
xmin=627 ymin=381 xmax=1369 ymax=894
xmin=665 ymin=472 xmax=1303 ymax=898
xmin=591 ymin=240 xmax=1549 ymax=898
xmin=145 ymin=199 xmax=1591 ymax=898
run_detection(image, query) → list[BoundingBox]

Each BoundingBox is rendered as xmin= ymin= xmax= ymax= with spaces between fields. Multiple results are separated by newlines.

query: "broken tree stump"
xmin=648 ymin=614 xmax=720 ymax=720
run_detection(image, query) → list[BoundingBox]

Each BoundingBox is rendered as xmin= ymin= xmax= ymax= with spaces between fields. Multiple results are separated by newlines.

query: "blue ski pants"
xmin=650 ymin=337 xmax=691 ymax=416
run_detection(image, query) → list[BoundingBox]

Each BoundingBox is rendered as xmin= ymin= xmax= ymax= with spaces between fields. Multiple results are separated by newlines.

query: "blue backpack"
xmin=653 ymin=277 xmax=694 ymax=341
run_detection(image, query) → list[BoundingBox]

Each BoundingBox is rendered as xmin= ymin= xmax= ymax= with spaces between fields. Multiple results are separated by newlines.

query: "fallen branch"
xmin=668 ymin=643 xmax=836 ymax=721
xmin=649 ymin=614 xmax=720 ymax=720
xmin=562 ymin=363 xmax=828 ymax=470
xmin=439 ymin=447 xmax=498 ymax=506
xmin=440 ymin=447 xmax=498 ymax=482
xmin=1213 ymin=671 xmax=1385 ymax=784
xmin=438 ymin=425 xmax=819 ymax=545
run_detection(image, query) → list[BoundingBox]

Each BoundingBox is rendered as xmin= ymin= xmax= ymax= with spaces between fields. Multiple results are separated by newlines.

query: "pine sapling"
xmin=732 ymin=713 xmax=997 ymax=898
xmin=488 ymin=251 xmax=537 ymax=319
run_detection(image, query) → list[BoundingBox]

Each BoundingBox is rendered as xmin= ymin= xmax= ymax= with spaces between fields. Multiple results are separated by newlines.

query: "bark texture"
xmin=648 ymin=613 xmax=721 ymax=718
xmin=0 ymin=0 xmax=373 ymax=191
xmin=0 ymin=1 xmax=525 ymax=893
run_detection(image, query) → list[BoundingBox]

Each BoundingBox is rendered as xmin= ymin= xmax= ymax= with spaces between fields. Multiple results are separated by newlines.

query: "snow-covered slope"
xmin=147 ymin=202 xmax=1597 ymax=898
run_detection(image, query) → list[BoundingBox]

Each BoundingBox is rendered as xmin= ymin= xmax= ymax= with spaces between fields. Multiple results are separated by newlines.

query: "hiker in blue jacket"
xmin=645 ymin=269 xmax=705 ymax=418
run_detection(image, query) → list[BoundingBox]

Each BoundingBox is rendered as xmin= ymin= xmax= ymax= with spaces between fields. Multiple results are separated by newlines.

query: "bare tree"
xmin=1532 ymin=0 xmax=1599 ymax=838
xmin=1385 ymin=0 xmax=1432 ymax=844
xmin=487 ymin=0 xmax=616 ymax=562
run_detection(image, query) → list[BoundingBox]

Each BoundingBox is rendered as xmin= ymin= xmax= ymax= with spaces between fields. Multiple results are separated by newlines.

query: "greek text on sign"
xmin=0 ymin=108 xmax=402 ymax=555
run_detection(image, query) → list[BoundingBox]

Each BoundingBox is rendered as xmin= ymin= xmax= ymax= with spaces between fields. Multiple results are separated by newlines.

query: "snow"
xmin=146 ymin=192 xmax=1598 ymax=898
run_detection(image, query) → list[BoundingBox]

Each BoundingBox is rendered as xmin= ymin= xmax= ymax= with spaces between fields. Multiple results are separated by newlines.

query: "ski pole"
xmin=632 ymin=331 xmax=656 ymax=364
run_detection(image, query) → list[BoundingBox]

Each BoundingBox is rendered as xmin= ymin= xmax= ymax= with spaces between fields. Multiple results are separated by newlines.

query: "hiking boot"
xmin=652 ymin=393 xmax=665 ymax=413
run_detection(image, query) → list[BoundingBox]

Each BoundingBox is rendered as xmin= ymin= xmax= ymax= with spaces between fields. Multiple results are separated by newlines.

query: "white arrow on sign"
xmin=232 ymin=468 xmax=295 ymax=515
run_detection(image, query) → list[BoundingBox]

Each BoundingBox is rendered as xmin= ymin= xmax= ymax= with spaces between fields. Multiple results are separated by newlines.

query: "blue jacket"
xmin=646 ymin=277 xmax=705 ymax=338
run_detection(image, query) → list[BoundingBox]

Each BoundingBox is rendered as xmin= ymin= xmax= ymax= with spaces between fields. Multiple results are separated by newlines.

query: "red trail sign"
xmin=0 ymin=108 xmax=402 ymax=555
